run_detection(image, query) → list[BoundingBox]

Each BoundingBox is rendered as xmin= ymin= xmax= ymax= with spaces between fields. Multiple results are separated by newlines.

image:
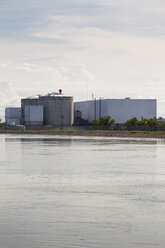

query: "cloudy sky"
xmin=0 ymin=0 xmax=165 ymax=118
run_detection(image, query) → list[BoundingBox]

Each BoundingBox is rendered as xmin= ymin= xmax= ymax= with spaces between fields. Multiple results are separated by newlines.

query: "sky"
xmin=0 ymin=0 xmax=165 ymax=119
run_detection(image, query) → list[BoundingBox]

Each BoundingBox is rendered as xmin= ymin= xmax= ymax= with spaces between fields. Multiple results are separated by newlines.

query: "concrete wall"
xmin=75 ymin=98 xmax=157 ymax=123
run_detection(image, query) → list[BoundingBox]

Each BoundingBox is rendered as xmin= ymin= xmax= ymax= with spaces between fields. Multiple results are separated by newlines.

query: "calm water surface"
xmin=0 ymin=134 xmax=165 ymax=248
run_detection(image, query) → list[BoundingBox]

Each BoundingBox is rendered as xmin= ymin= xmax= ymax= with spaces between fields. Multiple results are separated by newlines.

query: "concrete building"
xmin=5 ymin=107 xmax=21 ymax=125
xmin=24 ymin=105 xmax=43 ymax=126
xmin=75 ymin=98 xmax=157 ymax=123
xmin=21 ymin=91 xmax=74 ymax=127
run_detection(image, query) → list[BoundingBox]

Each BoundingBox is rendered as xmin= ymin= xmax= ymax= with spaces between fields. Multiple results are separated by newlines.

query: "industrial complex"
xmin=5 ymin=89 xmax=157 ymax=128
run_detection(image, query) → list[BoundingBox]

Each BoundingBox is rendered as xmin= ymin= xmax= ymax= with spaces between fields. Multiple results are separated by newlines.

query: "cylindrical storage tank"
xmin=5 ymin=107 xmax=21 ymax=119
xmin=39 ymin=96 xmax=74 ymax=126
xmin=21 ymin=94 xmax=74 ymax=127
xmin=5 ymin=107 xmax=21 ymax=125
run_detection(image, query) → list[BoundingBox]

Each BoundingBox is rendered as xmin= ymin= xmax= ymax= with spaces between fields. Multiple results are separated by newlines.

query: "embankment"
xmin=1 ymin=129 xmax=165 ymax=138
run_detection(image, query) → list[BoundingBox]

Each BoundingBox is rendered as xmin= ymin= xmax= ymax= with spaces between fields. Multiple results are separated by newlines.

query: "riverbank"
xmin=1 ymin=129 xmax=165 ymax=138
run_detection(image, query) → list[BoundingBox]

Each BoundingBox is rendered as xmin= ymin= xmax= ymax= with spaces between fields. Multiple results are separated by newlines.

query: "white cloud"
xmin=0 ymin=1 xmax=165 ymax=117
xmin=0 ymin=81 xmax=21 ymax=119
xmin=0 ymin=61 xmax=93 ymax=83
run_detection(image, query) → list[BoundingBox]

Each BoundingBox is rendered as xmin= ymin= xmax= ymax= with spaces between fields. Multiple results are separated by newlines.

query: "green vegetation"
xmin=0 ymin=119 xmax=5 ymax=127
xmin=91 ymin=116 xmax=115 ymax=129
xmin=91 ymin=116 xmax=165 ymax=131
xmin=124 ymin=117 xmax=159 ymax=131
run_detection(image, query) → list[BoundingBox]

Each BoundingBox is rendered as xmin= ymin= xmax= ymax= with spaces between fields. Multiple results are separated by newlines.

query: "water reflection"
xmin=5 ymin=135 xmax=163 ymax=144
xmin=0 ymin=134 xmax=165 ymax=248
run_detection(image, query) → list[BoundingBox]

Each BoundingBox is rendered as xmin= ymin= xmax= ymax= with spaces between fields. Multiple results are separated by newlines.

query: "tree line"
xmin=91 ymin=116 xmax=165 ymax=131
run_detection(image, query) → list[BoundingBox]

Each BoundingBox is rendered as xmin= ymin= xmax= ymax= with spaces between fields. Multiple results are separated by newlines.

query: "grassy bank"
xmin=1 ymin=129 xmax=165 ymax=138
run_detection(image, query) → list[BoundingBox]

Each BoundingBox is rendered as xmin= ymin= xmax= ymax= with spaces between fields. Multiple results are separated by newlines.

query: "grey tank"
xmin=21 ymin=95 xmax=74 ymax=127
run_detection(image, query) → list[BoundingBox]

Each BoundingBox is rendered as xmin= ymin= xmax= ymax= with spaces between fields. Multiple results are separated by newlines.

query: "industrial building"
xmin=5 ymin=107 xmax=21 ymax=125
xmin=23 ymin=105 xmax=44 ymax=126
xmin=21 ymin=90 xmax=74 ymax=127
xmin=74 ymin=98 xmax=157 ymax=123
xmin=5 ymin=92 xmax=157 ymax=128
xmin=5 ymin=90 xmax=74 ymax=128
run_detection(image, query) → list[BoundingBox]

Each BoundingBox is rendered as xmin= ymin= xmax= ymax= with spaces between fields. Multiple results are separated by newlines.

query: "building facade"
xmin=75 ymin=98 xmax=157 ymax=123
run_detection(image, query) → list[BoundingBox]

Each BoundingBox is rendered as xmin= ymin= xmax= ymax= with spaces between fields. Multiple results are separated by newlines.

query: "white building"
xmin=5 ymin=107 xmax=21 ymax=125
xmin=74 ymin=98 xmax=157 ymax=123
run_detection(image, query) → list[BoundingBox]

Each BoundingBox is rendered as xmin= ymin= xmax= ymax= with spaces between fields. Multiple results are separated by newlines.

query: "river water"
xmin=0 ymin=134 xmax=165 ymax=248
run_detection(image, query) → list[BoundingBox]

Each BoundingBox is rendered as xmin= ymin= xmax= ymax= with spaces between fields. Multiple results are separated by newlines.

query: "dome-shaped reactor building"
xmin=21 ymin=90 xmax=74 ymax=127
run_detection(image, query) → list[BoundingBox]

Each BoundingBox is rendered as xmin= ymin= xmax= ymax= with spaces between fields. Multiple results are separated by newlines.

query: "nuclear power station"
xmin=5 ymin=89 xmax=157 ymax=128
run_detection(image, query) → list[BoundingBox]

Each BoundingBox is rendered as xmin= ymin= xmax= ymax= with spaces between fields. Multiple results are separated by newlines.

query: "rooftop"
xmin=26 ymin=89 xmax=68 ymax=99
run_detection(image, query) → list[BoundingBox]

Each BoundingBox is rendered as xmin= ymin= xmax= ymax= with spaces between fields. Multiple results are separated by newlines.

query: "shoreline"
xmin=1 ymin=129 xmax=165 ymax=138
